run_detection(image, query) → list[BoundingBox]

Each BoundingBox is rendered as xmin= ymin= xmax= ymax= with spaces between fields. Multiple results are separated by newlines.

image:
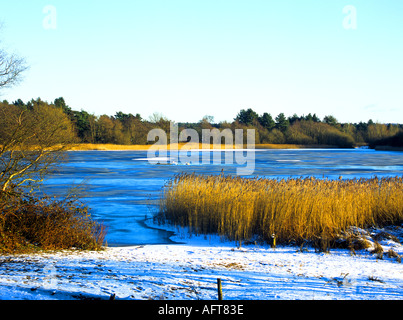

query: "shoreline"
xmin=0 ymin=217 xmax=402 ymax=300
xmin=374 ymin=145 xmax=403 ymax=151
xmin=67 ymin=143 xmax=353 ymax=151
xmin=0 ymin=224 xmax=402 ymax=300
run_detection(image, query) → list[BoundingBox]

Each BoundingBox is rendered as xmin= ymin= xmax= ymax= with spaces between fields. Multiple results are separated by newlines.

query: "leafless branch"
xmin=0 ymin=49 xmax=27 ymax=89
xmin=0 ymin=103 xmax=76 ymax=191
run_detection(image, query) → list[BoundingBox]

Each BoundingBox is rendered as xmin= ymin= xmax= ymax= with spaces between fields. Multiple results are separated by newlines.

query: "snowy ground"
xmin=0 ymin=224 xmax=402 ymax=300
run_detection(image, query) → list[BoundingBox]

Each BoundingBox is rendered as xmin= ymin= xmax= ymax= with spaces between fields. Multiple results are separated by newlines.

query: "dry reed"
xmin=157 ymin=174 xmax=403 ymax=247
xmin=68 ymin=143 xmax=306 ymax=151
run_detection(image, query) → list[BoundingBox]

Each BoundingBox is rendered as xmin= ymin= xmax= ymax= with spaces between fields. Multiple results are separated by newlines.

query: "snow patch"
xmin=1 ymin=223 xmax=402 ymax=300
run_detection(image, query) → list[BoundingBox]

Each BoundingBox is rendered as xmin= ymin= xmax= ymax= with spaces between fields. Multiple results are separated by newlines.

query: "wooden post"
xmin=217 ymin=278 xmax=223 ymax=300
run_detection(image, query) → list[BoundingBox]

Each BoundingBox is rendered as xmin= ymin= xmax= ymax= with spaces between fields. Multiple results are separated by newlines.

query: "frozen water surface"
xmin=41 ymin=149 xmax=403 ymax=246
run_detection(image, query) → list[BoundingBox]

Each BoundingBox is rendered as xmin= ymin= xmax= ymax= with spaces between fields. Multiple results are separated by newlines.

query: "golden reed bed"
xmin=157 ymin=174 xmax=403 ymax=247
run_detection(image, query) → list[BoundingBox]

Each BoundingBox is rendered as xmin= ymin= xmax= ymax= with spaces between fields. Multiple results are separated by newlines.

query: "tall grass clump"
xmin=157 ymin=174 xmax=403 ymax=247
xmin=0 ymin=189 xmax=106 ymax=253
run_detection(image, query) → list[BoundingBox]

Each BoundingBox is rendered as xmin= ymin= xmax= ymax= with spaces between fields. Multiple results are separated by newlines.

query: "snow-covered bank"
xmin=0 ymin=225 xmax=402 ymax=300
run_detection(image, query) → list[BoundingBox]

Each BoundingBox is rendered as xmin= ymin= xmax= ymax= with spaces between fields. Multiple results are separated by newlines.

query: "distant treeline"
xmin=3 ymin=98 xmax=402 ymax=148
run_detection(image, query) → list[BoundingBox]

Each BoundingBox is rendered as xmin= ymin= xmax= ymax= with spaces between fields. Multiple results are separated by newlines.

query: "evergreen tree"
xmin=323 ymin=115 xmax=338 ymax=126
xmin=275 ymin=113 xmax=289 ymax=133
xmin=258 ymin=112 xmax=275 ymax=131
xmin=236 ymin=108 xmax=259 ymax=126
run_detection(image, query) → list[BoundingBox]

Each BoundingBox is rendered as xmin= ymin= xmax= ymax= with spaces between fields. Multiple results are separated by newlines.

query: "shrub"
xmin=0 ymin=189 xmax=105 ymax=253
xmin=286 ymin=120 xmax=355 ymax=147
xmin=369 ymin=131 xmax=403 ymax=148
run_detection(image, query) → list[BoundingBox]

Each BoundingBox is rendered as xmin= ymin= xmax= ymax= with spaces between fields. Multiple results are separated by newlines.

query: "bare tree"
xmin=0 ymin=39 xmax=73 ymax=192
xmin=0 ymin=101 xmax=77 ymax=192
xmin=0 ymin=49 xmax=27 ymax=89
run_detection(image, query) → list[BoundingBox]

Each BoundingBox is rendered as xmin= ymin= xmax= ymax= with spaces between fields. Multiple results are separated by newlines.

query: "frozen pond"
xmin=41 ymin=148 xmax=403 ymax=246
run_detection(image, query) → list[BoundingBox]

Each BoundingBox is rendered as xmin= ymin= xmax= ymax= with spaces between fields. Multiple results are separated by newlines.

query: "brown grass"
xmin=68 ymin=143 xmax=152 ymax=151
xmin=157 ymin=174 xmax=403 ymax=248
xmin=0 ymin=191 xmax=106 ymax=253
xmin=255 ymin=144 xmax=304 ymax=149
xmin=67 ymin=143 xmax=311 ymax=151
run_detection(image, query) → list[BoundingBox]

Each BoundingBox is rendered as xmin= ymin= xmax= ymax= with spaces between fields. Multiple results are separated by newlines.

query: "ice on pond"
xmin=42 ymin=149 xmax=403 ymax=246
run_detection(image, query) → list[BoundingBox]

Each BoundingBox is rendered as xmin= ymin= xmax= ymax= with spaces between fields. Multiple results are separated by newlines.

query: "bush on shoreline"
xmin=369 ymin=131 xmax=403 ymax=149
xmin=0 ymin=189 xmax=106 ymax=254
xmin=157 ymin=174 xmax=403 ymax=249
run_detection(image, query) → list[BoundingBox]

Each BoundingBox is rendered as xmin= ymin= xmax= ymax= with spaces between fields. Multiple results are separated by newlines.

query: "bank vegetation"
xmin=0 ymin=100 xmax=106 ymax=253
xmin=2 ymin=99 xmax=402 ymax=149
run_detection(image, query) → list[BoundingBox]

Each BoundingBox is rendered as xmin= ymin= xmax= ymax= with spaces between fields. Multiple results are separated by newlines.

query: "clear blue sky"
xmin=0 ymin=0 xmax=402 ymax=124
